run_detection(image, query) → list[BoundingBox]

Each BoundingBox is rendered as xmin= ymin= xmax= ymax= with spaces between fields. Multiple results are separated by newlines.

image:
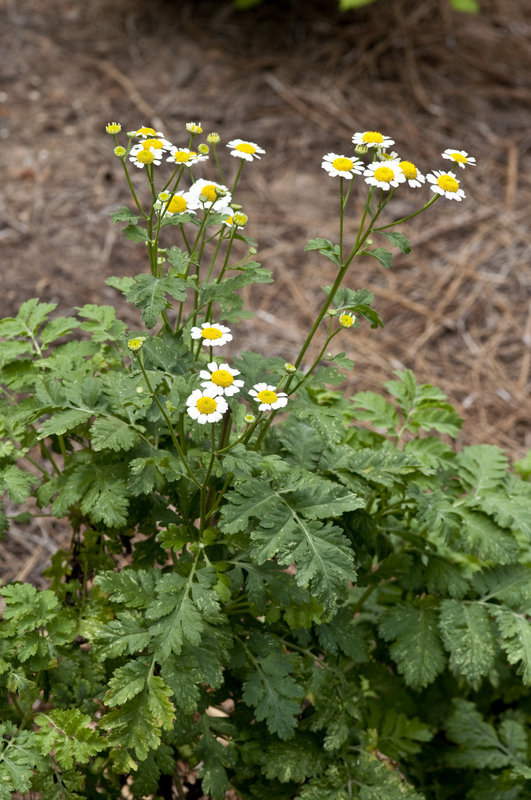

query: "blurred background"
xmin=1 ymin=0 xmax=530 ymax=463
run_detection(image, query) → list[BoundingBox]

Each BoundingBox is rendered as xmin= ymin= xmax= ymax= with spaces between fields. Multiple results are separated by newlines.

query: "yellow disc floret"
xmin=136 ymin=127 xmax=157 ymax=137
xmin=374 ymin=166 xmax=394 ymax=182
xmin=167 ymin=196 xmax=187 ymax=214
xmin=332 ymin=157 xmax=354 ymax=171
xmin=136 ymin=150 xmax=155 ymax=164
xmin=201 ymin=327 xmax=223 ymax=340
xmin=211 ymin=369 xmax=234 ymax=388
xmin=437 ymin=174 xmax=459 ymax=193
xmin=173 ymin=150 xmax=195 ymax=163
xmin=362 ymin=131 xmax=384 ymax=144
xmin=235 ymin=142 xmax=256 ymax=155
xmin=196 ymin=397 xmax=217 ymax=414
xmin=399 ymin=161 xmax=418 ymax=179
xmin=200 ymin=184 xmax=218 ymax=203
xmin=106 ymin=122 xmax=122 ymax=135
xmin=142 ymin=138 xmax=164 ymax=150
xmin=256 ymin=390 xmax=278 ymax=404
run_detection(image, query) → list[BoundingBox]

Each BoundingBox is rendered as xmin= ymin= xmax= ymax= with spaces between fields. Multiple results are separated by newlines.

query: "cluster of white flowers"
xmin=321 ymin=130 xmax=475 ymax=201
xmin=186 ymin=322 xmax=288 ymax=424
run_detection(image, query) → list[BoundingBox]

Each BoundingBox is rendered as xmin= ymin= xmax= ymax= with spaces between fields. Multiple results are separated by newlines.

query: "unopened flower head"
xmin=199 ymin=361 xmax=244 ymax=396
xmin=128 ymin=337 xmax=146 ymax=351
xmin=186 ymin=389 xmax=228 ymax=424
xmin=166 ymin=147 xmax=207 ymax=167
xmin=399 ymin=160 xmax=425 ymax=188
xmin=339 ymin=312 xmax=356 ymax=328
xmin=106 ymin=122 xmax=122 ymax=135
xmin=222 ymin=211 xmax=248 ymax=229
xmin=284 ymin=363 xmax=297 ymax=374
xmin=207 ymin=132 xmax=221 ymax=144
xmin=249 ymin=383 xmax=288 ymax=412
xmin=190 ymin=322 xmax=232 ymax=347
xmin=321 ymin=153 xmax=364 ymax=180
xmin=197 ymin=143 xmax=209 ymax=155
xmin=244 ymin=414 xmax=256 ymax=424
xmin=186 ymin=122 xmax=202 ymax=134
xmin=189 ymin=179 xmax=232 ymax=210
xmin=114 ymin=145 xmax=126 ymax=157
xmin=364 ymin=160 xmax=405 ymax=190
xmin=352 ymin=131 xmax=395 ymax=149
xmin=426 ymin=170 xmax=466 ymax=201
xmin=227 ymin=139 xmax=265 ymax=162
xmin=441 ymin=149 xmax=476 ymax=169
xmin=354 ymin=143 xmax=369 ymax=155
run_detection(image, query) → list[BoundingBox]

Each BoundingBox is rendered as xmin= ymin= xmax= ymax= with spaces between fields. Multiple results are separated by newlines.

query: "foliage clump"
xmin=0 ymin=121 xmax=529 ymax=800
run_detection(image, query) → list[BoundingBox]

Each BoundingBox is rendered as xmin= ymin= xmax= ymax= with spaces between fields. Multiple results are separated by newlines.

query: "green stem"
xmin=135 ymin=352 xmax=201 ymax=488
xmin=199 ymin=425 xmax=217 ymax=533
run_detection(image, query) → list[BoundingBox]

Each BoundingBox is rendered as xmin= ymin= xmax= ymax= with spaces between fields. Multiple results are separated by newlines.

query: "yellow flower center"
xmin=142 ymin=138 xmax=164 ymax=150
xmin=399 ymin=161 xmax=417 ymax=179
xmin=235 ymin=142 xmax=256 ymax=154
xmin=225 ymin=216 xmax=234 ymax=226
xmin=137 ymin=150 xmax=155 ymax=164
xmin=362 ymin=131 xmax=384 ymax=144
xmin=201 ymin=327 xmax=223 ymax=340
xmin=196 ymin=397 xmax=217 ymax=414
xmin=211 ymin=369 xmax=234 ymax=387
xmin=451 ymin=152 xmax=467 ymax=163
xmin=136 ymin=127 xmax=157 ymax=136
xmin=200 ymin=185 xmax=218 ymax=202
xmin=173 ymin=150 xmax=195 ymax=163
xmin=332 ymin=157 xmax=354 ymax=171
xmin=373 ymin=166 xmax=394 ymax=182
xmin=437 ymin=174 xmax=459 ymax=192
xmin=257 ymin=390 xmax=278 ymax=404
xmin=167 ymin=196 xmax=187 ymax=214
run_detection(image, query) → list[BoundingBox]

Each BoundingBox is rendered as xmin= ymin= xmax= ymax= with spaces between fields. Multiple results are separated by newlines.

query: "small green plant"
xmin=0 ymin=121 xmax=529 ymax=800
xmin=234 ymin=0 xmax=480 ymax=15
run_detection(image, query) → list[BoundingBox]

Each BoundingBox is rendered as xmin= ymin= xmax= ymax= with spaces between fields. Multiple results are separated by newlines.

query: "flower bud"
xmin=284 ymin=363 xmax=297 ymax=374
xmin=127 ymin=337 xmax=146 ymax=351
xmin=106 ymin=122 xmax=122 ymax=135
xmin=354 ymin=143 xmax=368 ymax=155
xmin=207 ymin=132 xmax=221 ymax=144
xmin=339 ymin=313 xmax=356 ymax=329
xmin=186 ymin=121 xmax=202 ymax=134
xmin=244 ymin=414 xmax=256 ymax=424
xmin=114 ymin=145 xmax=126 ymax=157
xmin=198 ymin=143 xmax=209 ymax=155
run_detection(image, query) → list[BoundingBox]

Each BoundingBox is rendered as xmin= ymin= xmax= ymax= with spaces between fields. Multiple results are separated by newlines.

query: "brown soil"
xmin=1 ymin=0 xmax=530 ymax=583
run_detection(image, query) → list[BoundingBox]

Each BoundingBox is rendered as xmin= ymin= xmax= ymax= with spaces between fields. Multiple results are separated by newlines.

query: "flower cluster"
xmin=185 ymin=322 xmax=287 ymax=424
xmin=321 ymin=129 xmax=475 ymax=201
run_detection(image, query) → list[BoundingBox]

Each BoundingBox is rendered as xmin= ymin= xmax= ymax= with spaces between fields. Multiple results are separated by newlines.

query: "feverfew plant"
xmin=0 ymin=120 xmax=530 ymax=800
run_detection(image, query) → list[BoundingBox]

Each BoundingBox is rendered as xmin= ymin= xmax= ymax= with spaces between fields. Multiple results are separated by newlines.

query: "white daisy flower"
xmin=199 ymin=361 xmax=244 ymax=397
xmin=220 ymin=209 xmax=248 ymax=229
xmin=426 ymin=170 xmax=466 ymax=201
xmin=398 ymin=160 xmax=426 ymax=188
xmin=190 ymin=322 xmax=232 ymax=347
xmin=441 ymin=149 xmax=476 ymax=169
xmin=339 ymin=313 xmax=356 ymax=328
xmin=154 ymin=190 xmax=197 ymax=217
xmin=321 ymin=153 xmax=364 ymax=179
xmin=189 ymin=179 xmax=232 ymax=211
xmin=249 ymin=383 xmax=288 ymax=412
xmin=134 ymin=126 xmax=166 ymax=139
xmin=363 ymin=160 xmax=405 ymax=190
xmin=352 ymin=130 xmax=395 ymax=149
xmin=227 ymin=139 xmax=265 ymax=161
xmin=129 ymin=148 xmax=163 ymax=169
xmin=166 ymin=147 xmax=208 ymax=167
xmin=186 ymin=389 xmax=228 ymax=424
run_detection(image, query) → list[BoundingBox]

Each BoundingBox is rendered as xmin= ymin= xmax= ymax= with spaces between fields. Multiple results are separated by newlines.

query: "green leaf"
xmin=363 ymin=247 xmax=393 ymax=269
xmin=242 ymin=652 xmax=303 ymax=739
xmin=453 ymin=508 xmax=520 ymax=564
xmin=379 ymin=604 xmax=446 ymax=689
xmin=95 ymin=568 xmax=157 ymax=609
xmin=39 ymin=316 xmax=80 ymax=348
xmin=34 ymin=708 xmax=103 ymax=770
xmin=368 ymin=708 xmax=433 ymax=761
xmin=490 ymin=606 xmax=531 ymax=684
xmin=89 ymin=415 xmax=142 ymax=452
xmin=339 ymin=0 xmax=377 ymax=10
xmin=305 ymin=237 xmax=341 ymax=268
xmin=0 ymin=464 xmax=35 ymax=503
xmin=456 ymin=444 xmax=509 ymax=495
xmin=439 ymin=599 xmax=497 ymax=682
xmin=350 ymin=391 xmax=399 ymax=433
xmin=77 ymin=304 xmax=127 ymax=342
xmin=0 ymin=725 xmax=43 ymax=798
xmin=111 ymin=206 xmax=138 ymax=223
xmin=450 ymin=0 xmax=479 ymax=12
xmin=122 ymin=222 xmax=150 ymax=243
xmin=264 ymin=734 xmax=326 ymax=782
xmin=195 ymin=716 xmax=233 ymax=800
xmin=379 ymin=231 xmax=411 ymax=253
xmin=446 ymin=699 xmax=513 ymax=769
xmin=37 ymin=408 xmax=92 ymax=439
